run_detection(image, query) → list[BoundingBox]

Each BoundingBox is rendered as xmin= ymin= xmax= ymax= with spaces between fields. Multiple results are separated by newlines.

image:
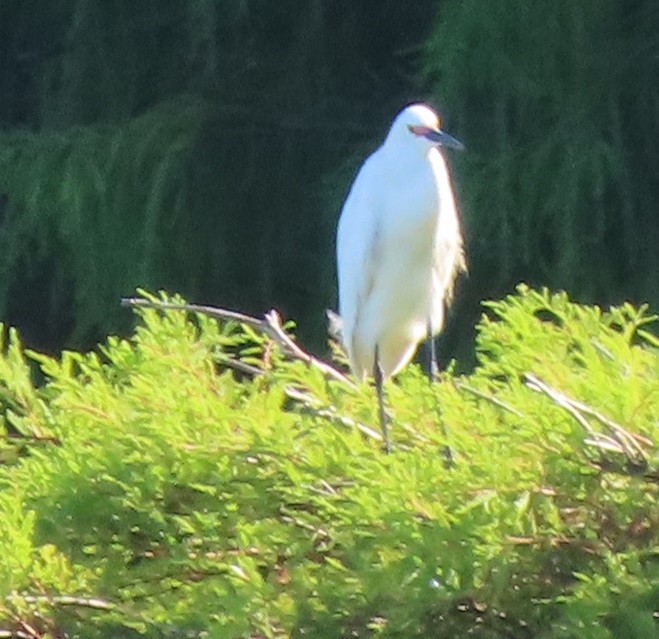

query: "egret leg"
xmin=373 ymin=344 xmax=391 ymax=453
xmin=426 ymin=318 xmax=454 ymax=467
xmin=427 ymin=318 xmax=439 ymax=381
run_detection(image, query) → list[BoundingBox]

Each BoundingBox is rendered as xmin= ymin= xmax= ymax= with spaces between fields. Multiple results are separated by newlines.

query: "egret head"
xmin=386 ymin=103 xmax=464 ymax=153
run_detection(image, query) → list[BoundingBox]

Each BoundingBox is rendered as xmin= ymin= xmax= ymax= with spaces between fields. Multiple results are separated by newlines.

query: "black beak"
xmin=424 ymin=129 xmax=465 ymax=151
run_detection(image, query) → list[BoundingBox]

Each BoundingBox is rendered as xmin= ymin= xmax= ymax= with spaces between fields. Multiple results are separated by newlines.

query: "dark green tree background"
xmin=0 ymin=0 xmax=657 ymax=361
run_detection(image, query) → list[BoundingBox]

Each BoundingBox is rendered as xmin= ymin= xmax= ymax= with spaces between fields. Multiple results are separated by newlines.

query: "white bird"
xmin=335 ymin=103 xmax=466 ymax=451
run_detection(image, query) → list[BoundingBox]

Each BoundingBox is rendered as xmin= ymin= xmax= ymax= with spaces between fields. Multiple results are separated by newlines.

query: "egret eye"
xmin=408 ymin=125 xmax=426 ymax=136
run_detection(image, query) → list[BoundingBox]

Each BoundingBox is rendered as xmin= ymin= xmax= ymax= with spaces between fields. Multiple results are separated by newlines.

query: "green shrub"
xmin=0 ymin=286 xmax=656 ymax=638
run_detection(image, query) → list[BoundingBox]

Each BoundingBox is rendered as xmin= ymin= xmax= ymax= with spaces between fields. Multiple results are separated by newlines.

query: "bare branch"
xmin=524 ymin=373 xmax=652 ymax=463
xmin=215 ymin=356 xmax=264 ymax=378
xmin=120 ymin=299 xmax=391 ymax=442
xmin=453 ymin=381 xmax=524 ymax=418
xmin=121 ymin=298 xmax=270 ymax=332
xmin=120 ymin=298 xmax=356 ymax=388
xmin=285 ymin=386 xmax=382 ymax=441
xmin=19 ymin=595 xmax=116 ymax=611
xmin=264 ymin=310 xmax=357 ymax=388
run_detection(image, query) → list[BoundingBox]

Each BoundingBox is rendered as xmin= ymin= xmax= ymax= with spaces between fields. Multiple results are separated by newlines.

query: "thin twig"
xmin=264 ymin=309 xmax=356 ymax=387
xmin=524 ymin=373 xmax=652 ymax=463
xmin=285 ymin=386 xmax=382 ymax=441
xmin=524 ymin=375 xmax=598 ymax=437
xmin=215 ymin=355 xmax=264 ymax=378
xmin=122 ymin=300 xmax=385 ymax=440
xmin=278 ymin=506 xmax=330 ymax=539
xmin=562 ymin=394 xmax=653 ymax=451
xmin=1 ymin=595 xmax=116 ymax=639
xmin=453 ymin=381 xmax=525 ymax=418
xmin=19 ymin=595 xmax=116 ymax=611
xmin=121 ymin=298 xmax=265 ymax=332
xmin=120 ymin=298 xmax=356 ymax=388
xmin=216 ymin=356 xmax=373 ymax=435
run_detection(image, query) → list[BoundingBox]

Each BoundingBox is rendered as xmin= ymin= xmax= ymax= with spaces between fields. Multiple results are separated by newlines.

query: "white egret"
xmin=335 ymin=103 xmax=466 ymax=451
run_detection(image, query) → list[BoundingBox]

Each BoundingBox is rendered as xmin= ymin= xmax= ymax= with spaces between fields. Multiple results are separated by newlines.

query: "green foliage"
xmin=425 ymin=0 xmax=659 ymax=309
xmin=0 ymin=97 xmax=208 ymax=347
xmin=0 ymin=287 xmax=656 ymax=638
xmin=0 ymin=0 xmax=434 ymax=354
xmin=1 ymin=1 xmax=658 ymax=364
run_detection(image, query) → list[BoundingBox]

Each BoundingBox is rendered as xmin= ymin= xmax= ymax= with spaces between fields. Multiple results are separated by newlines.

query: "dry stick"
xmin=120 ymin=298 xmax=380 ymax=440
xmin=218 ymin=357 xmax=396 ymax=444
xmin=279 ymin=506 xmax=330 ymax=539
xmin=453 ymin=381 xmax=525 ymax=418
xmin=120 ymin=299 xmax=356 ymax=389
xmin=217 ymin=351 xmax=382 ymax=441
xmin=264 ymin=309 xmax=356 ymax=388
xmin=524 ymin=373 xmax=648 ymax=457
xmin=19 ymin=595 xmax=116 ymax=611
xmin=1 ymin=596 xmax=117 ymax=639
xmin=216 ymin=355 xmax=264 ymax=378
xmin=285 ymin=386 xmax=382 ymax=442
xmin=523 ymin=373 xmax=651 ymax=462
xmin=560 ymin=393 xmax=653 ymax=450
xmin=524 ymin=374 xmax=627 ymax=456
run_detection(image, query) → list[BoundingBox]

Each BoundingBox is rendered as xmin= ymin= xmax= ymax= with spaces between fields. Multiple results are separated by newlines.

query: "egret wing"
xmin=336 ymin=157 xmax=381 ymax=370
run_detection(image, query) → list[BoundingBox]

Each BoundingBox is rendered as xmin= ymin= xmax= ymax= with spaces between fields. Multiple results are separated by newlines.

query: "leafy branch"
xmin=119 ymin=298 xmax=383 ymax=443
xmin=524 ymin=373 xmax=654 ymax=469
xmin=120 ymin=298 xmax=355 ymax=388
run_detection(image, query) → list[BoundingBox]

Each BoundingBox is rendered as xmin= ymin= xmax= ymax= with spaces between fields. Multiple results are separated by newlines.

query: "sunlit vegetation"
xmin=0 ymin=287 xmax=656 ymax=638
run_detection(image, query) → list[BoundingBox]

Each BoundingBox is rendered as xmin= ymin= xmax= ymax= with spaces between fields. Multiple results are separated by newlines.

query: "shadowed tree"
xmin=0 ymin=0 xmax=656 ymax=359
xmin=423 ymin=0 xmax=659 ymax=362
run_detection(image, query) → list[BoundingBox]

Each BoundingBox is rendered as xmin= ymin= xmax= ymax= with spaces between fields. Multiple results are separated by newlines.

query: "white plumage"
xmin=336 ymin=103 xmax=466 ymax=385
